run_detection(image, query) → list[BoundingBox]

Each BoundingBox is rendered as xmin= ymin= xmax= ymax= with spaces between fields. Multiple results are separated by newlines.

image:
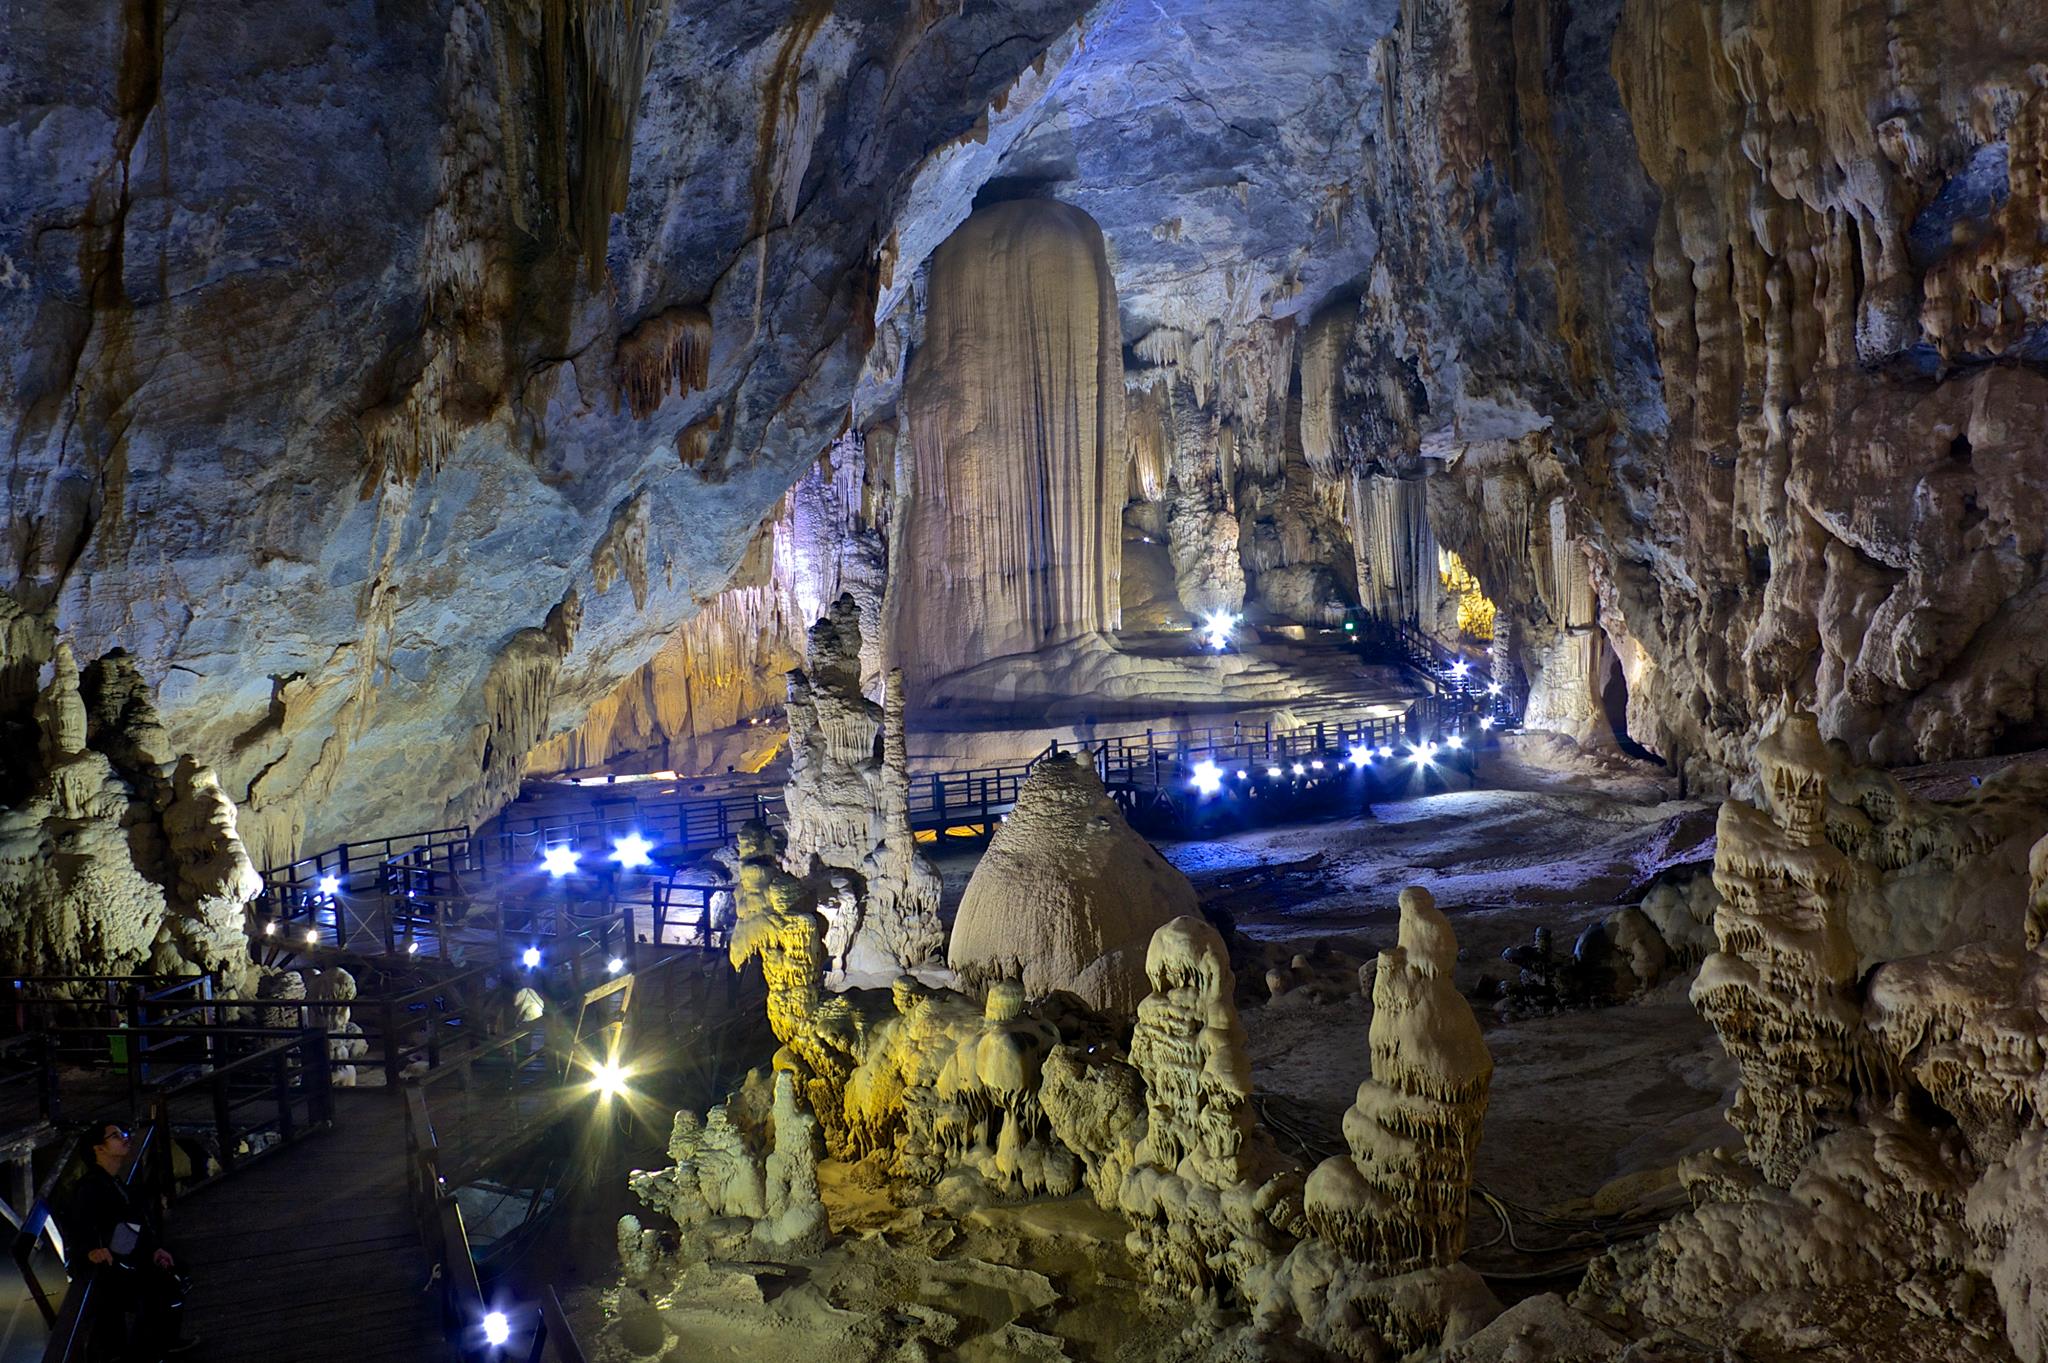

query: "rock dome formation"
xmin=947 ymin=753 xmax=1199 ymax=1018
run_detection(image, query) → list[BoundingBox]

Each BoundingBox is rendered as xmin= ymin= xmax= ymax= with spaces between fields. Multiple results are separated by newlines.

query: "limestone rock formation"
xmin=2 ymin=0 xmax=1105 ymax=861
xmin=1118 ymin=916 xmax=1301 ymax=1301
xmin=1695 ymin=716 xmax=1874 ymax=1185
xmin=725 ymin=823 xmax=864 ymax=1153
xmin=628 ymin=1068 xmax=826 ymax=1254
xmin=0 ymin=642 xmax=262 ymax=990
xmin=1304 ymin=887 xmax=1493 ymax=1274
xmin=889 ymin=200 xmax=1127 ymax=691
xmin=948 ymin=755 xmax=1198 ymax=1019
xmin=781 ymin=594 xmax=941 ymax=980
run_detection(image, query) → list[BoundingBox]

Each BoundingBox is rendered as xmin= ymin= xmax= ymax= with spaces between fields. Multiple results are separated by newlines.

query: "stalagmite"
xmin=780 ymin=594 xmax=942 ymax=978
xmin=1303 ymin=886 xmax=1492 ymax=1273
xmin=890 ymin=201 xmax=1126 ymax=690
xmin=948 ymin=755 xmax=1198 ymax=1020
xmin=1117 ymin=916 xmax=1302 ymax=1301
xmin=0 ymin=643 xmax=263 ymax=991
xmin=1692 ymin=711 xmax=1868 ymax=1185
xmin=725 ymin=822 xmax=864 ymax=1153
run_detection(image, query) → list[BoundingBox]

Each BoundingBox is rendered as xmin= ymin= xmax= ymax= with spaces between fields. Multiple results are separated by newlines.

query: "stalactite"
xmin=1298 ymin=303 xmax=1349 ymax=479
xmin=462 ymin=588 xmax=581 ymax=824
xmin=615 ymin=305 xmax=712 ymax=420
xmin=1348 ymin=472 xmax=1438 ymax=626
xmin=1124 ymin=377 xmax=1170 ymax=503
xmin=569 ymin=0 xmax=670 ymax=280
xmin=590 ymin=488 xmax=652 ymax=609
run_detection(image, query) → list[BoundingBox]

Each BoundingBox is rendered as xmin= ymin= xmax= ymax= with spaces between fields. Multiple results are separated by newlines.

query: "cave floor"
xmin=929 ymin=739 xmax=1738 ymax=1217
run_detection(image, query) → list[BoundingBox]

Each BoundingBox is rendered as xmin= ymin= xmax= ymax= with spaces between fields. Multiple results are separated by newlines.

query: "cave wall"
xmin=6 ymin=0 xmax=2046 ymax=857
xmin=0 ymin=0 xmax=1101 ymax=865
xmin=1301 ymin=0 xmax=2047 ymax=778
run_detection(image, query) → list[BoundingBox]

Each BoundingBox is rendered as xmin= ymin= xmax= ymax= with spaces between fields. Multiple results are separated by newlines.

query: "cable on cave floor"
xmin=1251 ymin=1093 xmax=1689 ymax=1280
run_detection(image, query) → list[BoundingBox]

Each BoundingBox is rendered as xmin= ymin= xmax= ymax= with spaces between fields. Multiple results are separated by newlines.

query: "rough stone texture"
xmin=1303 ymin=886 xmax=1492 ymax=1275
xmin=780 ymin=594 xmax=941 ymax=979
xmin=887 ymin=199 xmax=1127 ymax=692
xmin=0 ymin=641 xmax=261 ymax=988
xmin=947 ymin=754 xmax=1198 ymax=1019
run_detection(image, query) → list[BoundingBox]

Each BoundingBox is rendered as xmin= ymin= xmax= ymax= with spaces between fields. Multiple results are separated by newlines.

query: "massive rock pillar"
xmin=890 ymin=200 xmax=1127 ymax=691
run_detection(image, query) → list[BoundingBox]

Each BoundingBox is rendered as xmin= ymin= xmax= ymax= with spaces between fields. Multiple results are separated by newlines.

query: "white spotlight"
xmin=1267 ymin=766 xmax=1283 ymax=779
xmin=591 ymin=1059 xmax=628 ymax=1099
xmin=606 ymin=957 xmax=625 ymax=975
xmin=262 ymin=920 xmax=278 ymax=937
xmin=1348 ymin=744 xmax=1372 ymax=768
xmin=609 ymin=832 xmax=655 ymax=871
xmin=316 ymin=874 xmax=340 ymax=897
xmin=1451 ymin=659 xmax=1469 ymax=676
xmin=1190 ymin=760 xmax=1224 ymax=797
xmin=1480 ymin=716 xmax=1496 ymax=730
xmin=483 ymin=1311 xmax=511 ymax=1347
xmin=1487 ymin=681 xmax=1503 ymax=696
xmin=539 ymin=845 xmax=580 ymax=877
xmin=1446 ymin=733 xmax=1465 ymax=750
xmin=1310 ymin=760 xmax=1325 ymax=770
xmin=407 ymin=941 xmax=421 ymax=955
xmin=1291 ymin=763 xmax=1306 ymax=777
xmin=1200 ymin=610 xmax=1240 ymax=651
xmin=1377 ymin=745 xmax=1394 ymax=759
xmin=304 ymin=929 xmax=319 ymax=946
xmin=1235 ymin=769 xmax=1248 ymax=779
xmin=521 ymin=946 xmax=541 ymax=969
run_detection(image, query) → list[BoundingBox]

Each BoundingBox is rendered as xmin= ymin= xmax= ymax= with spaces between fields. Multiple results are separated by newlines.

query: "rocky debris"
xmin=949 ymin=754 xmax=1199 ymax=1019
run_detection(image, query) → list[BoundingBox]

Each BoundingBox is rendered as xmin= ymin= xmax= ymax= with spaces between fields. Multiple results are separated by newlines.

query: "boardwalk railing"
xmin=256 ymin=684 xmax=1483 ymax=959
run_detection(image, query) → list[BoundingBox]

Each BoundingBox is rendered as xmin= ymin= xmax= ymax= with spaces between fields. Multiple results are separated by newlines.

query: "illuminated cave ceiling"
xmin=4 ymin=0 xmax=2047 ymax=858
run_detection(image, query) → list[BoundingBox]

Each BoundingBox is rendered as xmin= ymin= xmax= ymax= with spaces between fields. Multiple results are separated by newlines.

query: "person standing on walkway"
xmin=68 ymin=1122 xmax=198 ymax=1362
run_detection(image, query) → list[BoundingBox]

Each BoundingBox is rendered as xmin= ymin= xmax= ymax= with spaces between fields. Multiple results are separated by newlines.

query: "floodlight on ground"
xmin=607 ymin=957 xmax=625 ymax=975
xmin=1446 ymin=733 xmax=1465 ymax=750
xmin=539 ymin=845 xmax=580 ymax=877
xmin=1310 ymin=759 xmax=1324 ymax=770
xmin=316 ymin=874 xmax=340 ymax=897
xmin=1291 ymin=763 xmax=1306 ymax=777
xmin=483 ymin=1311 xmax=510 ymax=1347
xmin=1348 ymin=745 xmax=1373 ymax=768
xmin=609 ymin=832 xmax=654 ymax=870
xmin=1235 ymin=769 xmax=1248 ymax=779
xmin=521 ymin=946 xmax=541 ymax=969
xmin=1407 ymin=742 xmax=1438 ymax=768
xmin=1190 ymin=760 xmax=1224 ymax=797
xmin=590 ymin=1059 xmax=629 ymax=1100
xmin=1267 ymin=766 xmax=1283 ymax=779
xmin=1200 ymin=610 xmax=1239 ymax=651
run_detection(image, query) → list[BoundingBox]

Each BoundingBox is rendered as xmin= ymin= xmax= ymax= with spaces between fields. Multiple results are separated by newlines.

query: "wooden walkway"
xmin=167 ymin=1091 xmax=457 ymax=1363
